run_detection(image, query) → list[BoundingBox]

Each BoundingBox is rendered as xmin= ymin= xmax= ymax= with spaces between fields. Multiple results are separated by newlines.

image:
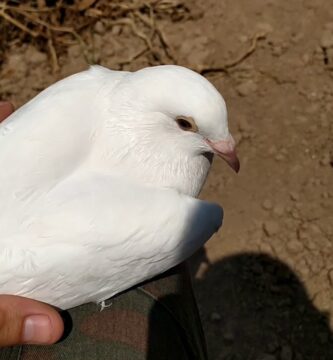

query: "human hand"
xmin=0 ymin=101 xmax=64 ymax=347
xmin=0 ymin=295 xmax=64 ymax=346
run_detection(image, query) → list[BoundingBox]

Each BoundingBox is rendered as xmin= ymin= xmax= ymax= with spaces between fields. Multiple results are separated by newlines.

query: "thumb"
xmin=0 ymin=295 xmax=64 ymax=347
xmin=0 ymin=101 xmax=14 ymax=122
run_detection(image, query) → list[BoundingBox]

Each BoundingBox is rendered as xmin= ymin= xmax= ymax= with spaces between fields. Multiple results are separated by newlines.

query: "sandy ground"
xmin=1 ymin=1 xmax=333 ymax=359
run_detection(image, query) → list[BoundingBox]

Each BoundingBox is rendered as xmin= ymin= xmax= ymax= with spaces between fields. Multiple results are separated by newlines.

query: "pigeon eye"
xmin=175 ymin=116 xmax=198 ymax=132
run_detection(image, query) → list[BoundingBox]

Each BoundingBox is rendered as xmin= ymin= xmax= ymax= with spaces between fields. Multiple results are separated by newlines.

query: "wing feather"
xmin=0 ymin=172 xmax=222 ymax=309
xmin=0 ymin=67 xmax=127 ymax=213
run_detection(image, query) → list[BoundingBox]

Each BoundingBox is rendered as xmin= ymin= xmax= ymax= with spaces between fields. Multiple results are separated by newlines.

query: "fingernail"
xmin=23 ymin=315 xmax=52 ymax=344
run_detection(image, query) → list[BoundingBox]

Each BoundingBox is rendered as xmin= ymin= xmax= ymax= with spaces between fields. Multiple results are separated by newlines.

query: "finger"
xmin=0 ymin=102 xmax=14 ymax=122
xmin=0 ymin=295 xmax=64 ymax=347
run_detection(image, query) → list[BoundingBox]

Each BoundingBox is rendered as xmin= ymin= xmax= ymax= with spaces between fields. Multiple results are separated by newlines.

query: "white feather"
xmin=0 ymin=65 xmax=227 ymax=309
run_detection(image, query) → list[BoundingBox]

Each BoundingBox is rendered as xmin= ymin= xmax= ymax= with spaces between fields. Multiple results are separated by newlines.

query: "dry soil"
xmin=0 ymin=1 xmax=332 ymax=359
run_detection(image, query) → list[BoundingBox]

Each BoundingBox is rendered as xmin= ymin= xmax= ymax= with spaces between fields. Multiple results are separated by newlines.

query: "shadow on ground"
xmin=192 ymin=250 xmax=333 ymax=360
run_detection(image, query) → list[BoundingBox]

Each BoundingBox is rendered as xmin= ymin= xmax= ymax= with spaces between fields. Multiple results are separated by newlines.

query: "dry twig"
xmin=0 ymin=0 xmax=191 ymax=71
xmin=199 ymin=32 xmax=267 ymax=76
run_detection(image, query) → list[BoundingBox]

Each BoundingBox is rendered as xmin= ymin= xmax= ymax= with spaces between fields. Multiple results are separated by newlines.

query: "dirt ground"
xmin=1 ymin=0 xmax=333 ymax=359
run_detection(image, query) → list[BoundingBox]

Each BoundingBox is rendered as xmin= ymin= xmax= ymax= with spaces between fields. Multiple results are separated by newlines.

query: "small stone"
xmin=236 ymin=80 xmax=257 ymax=96
xmin=238 ymin=118 xmax=252 ymax=132
xmin=67 ymin=44 xmax=83 ymax=59
xmin=260 ymin=243 xmax=273 ymax=253
xmin=289 ymin=192 xmax=299 ymax=201
xmin=308 ymin=223 xmax=322 ymax=234
xmin=94 ymin=20 xmax=105 ymax=34
xmin=262 ymin=199 xmax=273 ymax=210
xmin=275 ymin=153 xmax=285 ymax=161
xmin=298 ymin=263 xmax=310 ymax=277
xmin=263 ymin=221 xmax=280 ymax=236
xmin=297 ymin=229 xmax=309 ymax=240
xmin=25 ymin=46 xmax=47 ymax=65
xmin=111 ymin=24 xmax=122 ymax=35
xmin=286 ymin=239 xmax=303 ymax=253
xmin=280 ymin=345 xmax=292 ymax=360
xmin=313 ymin=291 xmax=331 ymax=312
xmin=273 ymin=204 xmax=284 ymax=217
xmin=291 ymin=32 xmax=304 ymax=43
xmin=296 ymin=115 xmax=308 ymax=124
xmin=210 ymin=312 xmax=221 ymax=322
xmin=320 ymin=153 xmax=331 ymax=166
xmin=272 ymin=45 xmax=283 ymax=57
xmin=309 ymin=124 xmax=317 ymax=133
xmin=320 ymin=30 xmax=333 ymax=48
xmin=321 ymin=191 xmax=329 ymax=199
xmin=301 ymin=53 xmax=311 ymax=64
xmin=256 ymin=22 xmax=274 ymax=33
xmin=239 ymin=34 xmax=249 ymax=43
xmin=6 ymin=53 xmax=28 ymax=78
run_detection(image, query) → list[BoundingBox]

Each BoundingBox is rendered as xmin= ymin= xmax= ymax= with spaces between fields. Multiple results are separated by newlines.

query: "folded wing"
xmin=0 ymin=172 xmax=223 ymax=309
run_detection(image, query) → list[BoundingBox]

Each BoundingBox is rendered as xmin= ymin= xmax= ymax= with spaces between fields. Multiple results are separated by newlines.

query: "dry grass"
xmin=0 ymin=0 xmax=192 ymax=72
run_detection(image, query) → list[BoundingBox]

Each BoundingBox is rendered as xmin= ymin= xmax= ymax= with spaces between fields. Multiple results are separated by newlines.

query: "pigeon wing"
xmin=0 ymin=66 xmax=127 ymax=211
xmin=0 ymin=172 xmax=223 ymax=309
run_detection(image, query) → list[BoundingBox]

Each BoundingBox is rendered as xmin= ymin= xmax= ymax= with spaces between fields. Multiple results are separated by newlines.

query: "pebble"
xmin=6 ymin=53 xmax=28 ymax=78
xmin=272 ymin=45 xmax=283 ymax=57
xmin=260 ymin=243 xmax=273 ymax=254
xmin=296 ymin=115 xmax=308 ymax=124
xmin=309 ymin=223 xmax=322 ymax=235
xmin=275 ymin=153 xmax=285 ymax=161
xmin=297 ymin=229 xmax=309 ymax=241
xmin=238 ymin=118 xmax=252 ymax=132
xmin=313 ymin=291 xmax=331 ymax=312
xmin=324 ymin=22 xmax=333 ymax=30
xmin=236 ymin=80 xmax=258 ymax=96
xmin=320 ymin=30 xmax=333 ymax=48
xmin=94 ymin=20 xmax=105 ymax=34
xmin=263 ymin=221 xmax=280 ymax=236
xmin=286 ymin=239 xmax=303 ymax=253
xmin=111 ymin=24 xmax=122 ymax=36
xmin=289 ymin=192 xmax=300 ymax=201
xmin=262 ymin=199 xmax=273 ymax=210
xmin=273 ymin=204 xmax=285 ymax=217
xmin=320 ymin=153 xmax=331 ymax=166
xmin=25 ymin=46 xmax=47 ymax=65
xmin=67 ymin=44 xmax=83 ymax=59
xmin=256 ymin=22 xmax=274 ymax=33
xmin=301 ymin=53 xmax=311 ymax=64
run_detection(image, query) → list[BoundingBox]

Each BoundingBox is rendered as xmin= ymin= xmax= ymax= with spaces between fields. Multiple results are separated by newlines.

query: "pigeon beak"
xmin=206 ymin=135 xmax=240 ymax=173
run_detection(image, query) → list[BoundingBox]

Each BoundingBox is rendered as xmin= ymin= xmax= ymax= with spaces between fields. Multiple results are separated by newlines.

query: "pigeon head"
xmin=103 ymin=65 xmax=239 ymax=196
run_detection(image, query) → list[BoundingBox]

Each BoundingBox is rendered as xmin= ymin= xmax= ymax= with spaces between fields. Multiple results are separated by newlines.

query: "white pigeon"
xmin=0 ymin=65 xmax=239 ymax=310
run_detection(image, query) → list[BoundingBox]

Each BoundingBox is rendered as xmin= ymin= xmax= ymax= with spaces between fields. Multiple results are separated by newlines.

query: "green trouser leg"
xmin=0 ymin=262 xmax=207 ymax=360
